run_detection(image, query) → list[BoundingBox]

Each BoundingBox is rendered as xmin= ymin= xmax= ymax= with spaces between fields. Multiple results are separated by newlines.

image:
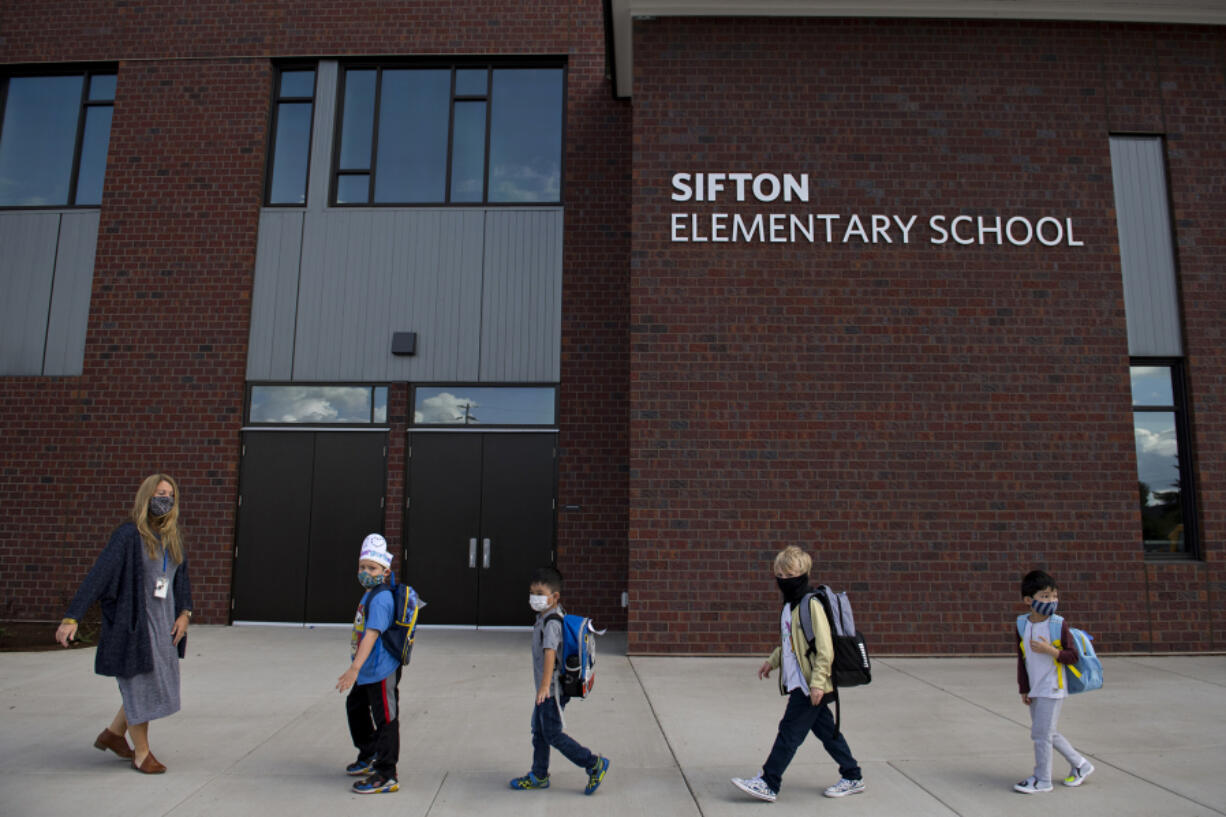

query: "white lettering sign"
xmin=667 ymin=171 xmax=1084 ymax=247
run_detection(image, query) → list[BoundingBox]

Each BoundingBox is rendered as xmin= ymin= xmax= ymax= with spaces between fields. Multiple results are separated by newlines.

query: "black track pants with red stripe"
xmin=346 ymin=667 xmax=401 ymax=779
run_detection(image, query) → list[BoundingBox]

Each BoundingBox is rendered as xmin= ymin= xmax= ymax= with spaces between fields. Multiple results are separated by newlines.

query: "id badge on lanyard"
xmin=153 ymin=549 xmax=169 ymax=599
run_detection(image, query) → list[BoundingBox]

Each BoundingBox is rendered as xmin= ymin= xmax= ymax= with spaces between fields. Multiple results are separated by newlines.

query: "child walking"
xmin=731 ymin=546 xmax=865 ymax=803
xmin=1014 ymin=569 xmax=1095 ymax=793
xmin=508 ymin=566 xmax=610 ymax=795
xmin=336 ymin=534 xmax=403 ymax=794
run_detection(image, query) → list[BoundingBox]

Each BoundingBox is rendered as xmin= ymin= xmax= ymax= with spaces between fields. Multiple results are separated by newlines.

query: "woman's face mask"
xmin=149 ymin=495 xmax=174 ymax=518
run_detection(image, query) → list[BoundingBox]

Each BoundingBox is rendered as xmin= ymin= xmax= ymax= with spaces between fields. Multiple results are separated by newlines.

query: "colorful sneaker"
xmin=345 ymin=756 xmax=376 ymax=776
xmin=824 ymin=778 xmax=866 ymax=798
xmin=1013 ymin=776 xmax=1053 ymax=794
xmin=508 ymin=772 xmax=550 ymax=790
xmin=731 ymin=776 xmax=778 ymax=802
xmin=352 ymin=774 xmax=398 ymax=794
xmin=585 ymin=756 xmax=610 ymax=795
xmin=1064 ymin=761 xmax=1095 ymax=787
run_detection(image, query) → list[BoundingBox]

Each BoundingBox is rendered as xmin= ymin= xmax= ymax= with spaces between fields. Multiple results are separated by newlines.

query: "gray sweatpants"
xmin=1029 ymin=696 xmax=1085 ymax=784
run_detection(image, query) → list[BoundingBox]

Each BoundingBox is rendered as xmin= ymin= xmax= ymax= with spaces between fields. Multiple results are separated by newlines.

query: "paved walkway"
xmin=1 ymin=626 xmax=1223 ymax=817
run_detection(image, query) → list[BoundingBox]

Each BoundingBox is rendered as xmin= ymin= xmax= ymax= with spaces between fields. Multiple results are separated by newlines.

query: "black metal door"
xmin=304 ymin=433 xmax=388 ymax=621
xmin=232 ymin=433 xmax=314 ymax=621
xmin=405 ymin=432 xmax=556 ymax=626
xmin=477 ymin=434 xmax=557 ymax=625
xmin=404 ymin=433 xmax=483 ymax=624
xmin=232 ymin=431 xmax=386 ymax=623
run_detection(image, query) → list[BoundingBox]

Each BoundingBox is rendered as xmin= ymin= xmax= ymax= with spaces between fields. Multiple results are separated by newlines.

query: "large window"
xmin=265 ymin=66 xmax=316 ymax=205
xmin=0 ymin=69 xmax=115 ymax=207
xmin=413 ymin=385 xmax=556 ymax=427
xmin=333 ymin=63 xmax=564 ymax=205
xmin=1130 ymin=362 xmax=1197 ymax=558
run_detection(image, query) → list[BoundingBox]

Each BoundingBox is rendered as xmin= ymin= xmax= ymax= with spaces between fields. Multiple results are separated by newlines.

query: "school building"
xmin=2 ymin=1 xmax=1223 ymax=654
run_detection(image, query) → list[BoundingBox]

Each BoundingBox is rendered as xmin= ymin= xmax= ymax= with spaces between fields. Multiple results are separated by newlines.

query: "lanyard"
xmin=162 ymin=549 xmax=168 ymax=574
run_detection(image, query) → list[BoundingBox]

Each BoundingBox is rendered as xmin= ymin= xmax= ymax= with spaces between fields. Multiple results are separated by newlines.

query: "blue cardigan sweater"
xmin=65 ymin=521 xmax=192 ymax=678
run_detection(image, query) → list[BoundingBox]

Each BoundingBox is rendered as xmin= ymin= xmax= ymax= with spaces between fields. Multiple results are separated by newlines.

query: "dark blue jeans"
xmin=531 ymin=695 xmax=597 ymax=778
xmin=761 ymin=688 xmax=861 ymax=793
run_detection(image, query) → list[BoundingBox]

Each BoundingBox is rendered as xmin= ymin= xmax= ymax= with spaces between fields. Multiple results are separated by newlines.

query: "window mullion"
xmin=65 ymin=71 xmax=91 ymax=206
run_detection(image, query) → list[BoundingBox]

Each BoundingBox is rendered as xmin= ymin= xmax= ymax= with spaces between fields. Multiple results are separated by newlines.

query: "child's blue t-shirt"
xmin=350 ymin=586 xmax=399 ymax=685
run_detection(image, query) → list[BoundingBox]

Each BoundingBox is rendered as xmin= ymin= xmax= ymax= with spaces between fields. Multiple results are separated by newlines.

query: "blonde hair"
xmin=131 ymin=474 xmax=184 ymax=564
xmin=773 ymin=545 xmax=812 ymax=577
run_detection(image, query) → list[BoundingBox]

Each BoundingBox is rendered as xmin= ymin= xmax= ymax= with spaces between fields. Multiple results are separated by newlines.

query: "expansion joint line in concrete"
xmin=885 ymin=760 xmax=965 ymax=817
xmin=627 ymin=657 xmax=706 ymax=817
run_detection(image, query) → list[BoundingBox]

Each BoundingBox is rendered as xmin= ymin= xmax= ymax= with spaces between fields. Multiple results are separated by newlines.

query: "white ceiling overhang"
xmin=605 ymin=0 xmax=1226 ymax=97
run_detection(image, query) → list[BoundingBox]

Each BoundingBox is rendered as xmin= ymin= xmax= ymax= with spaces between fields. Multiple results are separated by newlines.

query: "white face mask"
xmin=529 ymin=594 xmax=552 ymax=612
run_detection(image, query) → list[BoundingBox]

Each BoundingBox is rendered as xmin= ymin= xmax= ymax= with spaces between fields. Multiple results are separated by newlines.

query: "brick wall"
xmin=0 ymin=1 xmax=630 ymax=628
xmin=628 ymin=18 xmax=1224 ymax=654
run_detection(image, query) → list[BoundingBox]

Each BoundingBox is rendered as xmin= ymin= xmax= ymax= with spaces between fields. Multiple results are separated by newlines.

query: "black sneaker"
xmin=346 ymin=756 xmax=376 ymax=776
xmin=353 ymin=774 xmax=399 ymax=794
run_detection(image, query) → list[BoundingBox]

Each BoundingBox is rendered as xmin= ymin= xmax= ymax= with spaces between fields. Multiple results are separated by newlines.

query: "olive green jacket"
xmin=768 ymin=595 xmax=835 ymax=695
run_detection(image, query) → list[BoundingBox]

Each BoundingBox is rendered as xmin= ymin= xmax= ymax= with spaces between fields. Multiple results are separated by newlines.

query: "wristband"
xmin=61 ymin=618 xmax=77 ymax=626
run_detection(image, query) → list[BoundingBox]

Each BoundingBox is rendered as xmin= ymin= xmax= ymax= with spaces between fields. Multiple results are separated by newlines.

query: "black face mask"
xmin=776 ymin=575 xmax=810 ymax=606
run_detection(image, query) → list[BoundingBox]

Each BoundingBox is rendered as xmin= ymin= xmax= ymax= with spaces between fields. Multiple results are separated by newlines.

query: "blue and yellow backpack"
xmin=1016 ymin=613 xmax=1102 ymax=694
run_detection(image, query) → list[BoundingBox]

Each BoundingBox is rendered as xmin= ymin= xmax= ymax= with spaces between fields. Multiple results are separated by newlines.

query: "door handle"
xmin=469 ymin=538 xmax=477 ymax=569
xmin=482 ymin=538 xmax=491 ymax=569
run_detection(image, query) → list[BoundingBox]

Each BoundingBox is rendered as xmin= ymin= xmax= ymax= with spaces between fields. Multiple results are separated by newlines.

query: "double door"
xmin=231 ymin=431 xmax=386 ymax=622
xmin=405 ymin=432 xmax=556 ymax=626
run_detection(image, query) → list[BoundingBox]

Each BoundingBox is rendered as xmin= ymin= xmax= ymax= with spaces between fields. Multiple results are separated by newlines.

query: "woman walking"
xmin=56 ymin=473 xmax=193 ymax=774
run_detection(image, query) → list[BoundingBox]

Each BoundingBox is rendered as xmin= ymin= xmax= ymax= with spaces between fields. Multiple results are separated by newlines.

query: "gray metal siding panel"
xmin=1109 ymin=136 xmax=1183 ymax=357
xmin=480 ymin=210 xmax=563 ymax=381
xmin=0 ymin=212 xmax=60 ymax=375
xmin=246 ymin=211 xmax=304 ymax=380
xmin=292 ymin=209 xmax=485 ymax=381
xmin=307 ymin=61 xmax=338 ymax=213
xmin=43 ymin=211 xmax=100 ymax=375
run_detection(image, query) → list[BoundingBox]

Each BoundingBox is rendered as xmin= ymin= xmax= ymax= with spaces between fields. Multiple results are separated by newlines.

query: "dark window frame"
xmin=0 ymin=64 xmax=117 ymax=210
xmin=245 ymin=382 xmax=390 ymax=427
xmin=330 ymin=58 xmax=567 ymax=208
xmin=263 ymin=63 xmax=318 ymax=207
xmin=1131 ymin=357 xmax=1200 ymax=560
xmin=410 ymin=383 xmax=559 ymax=429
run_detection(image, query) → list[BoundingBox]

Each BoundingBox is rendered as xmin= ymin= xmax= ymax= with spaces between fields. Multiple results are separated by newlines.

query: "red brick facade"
xmin=627 ymin=18 xmax=1224 ymax=654
xmin=2 ymin=6 xmax=1222 ymax=655
xmin=0 ymin=1 xmax=630 ymax=630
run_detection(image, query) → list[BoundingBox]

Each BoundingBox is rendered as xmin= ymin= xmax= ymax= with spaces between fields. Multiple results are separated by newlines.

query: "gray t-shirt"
xmin=532 ymin=604 xmax=564 ymax=693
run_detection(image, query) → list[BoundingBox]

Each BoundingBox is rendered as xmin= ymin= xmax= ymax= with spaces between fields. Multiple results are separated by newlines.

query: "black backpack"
xmin=797 ymin=585 xmax=871 ymax=736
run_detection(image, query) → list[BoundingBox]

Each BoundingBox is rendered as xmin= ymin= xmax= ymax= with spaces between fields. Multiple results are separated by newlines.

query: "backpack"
xmin=1016 ymin=613 xmax=1102 ymax=694
xmin=544 ymin=613 xmax=605 ymax=699
xmin=370 ymin=577 xmax=425 ymax=666
xmin=798 ymin=585 xmax=872 ymax=688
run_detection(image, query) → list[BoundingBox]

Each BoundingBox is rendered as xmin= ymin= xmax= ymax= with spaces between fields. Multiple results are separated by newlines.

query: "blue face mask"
xmin=358 ymin=570 xmax=385 ymax=589
xmin=1030 ymin=598 xmax=1058 ymax=617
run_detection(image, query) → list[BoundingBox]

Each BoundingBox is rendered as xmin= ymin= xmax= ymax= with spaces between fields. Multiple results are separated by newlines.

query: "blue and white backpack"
xmin=1016 ymin=613 xmax=1102 ymax=694
xmin=545 ymin=613 xmax=605 ymax=699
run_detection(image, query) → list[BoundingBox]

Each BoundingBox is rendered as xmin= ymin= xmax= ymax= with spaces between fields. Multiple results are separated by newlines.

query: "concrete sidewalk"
xmin=1 ymin=626 xmax=1223 ymax=817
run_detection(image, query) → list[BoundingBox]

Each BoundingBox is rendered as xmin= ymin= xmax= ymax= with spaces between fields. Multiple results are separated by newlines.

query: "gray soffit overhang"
xmin=605 ymin=0 xmax=1226 ymax=97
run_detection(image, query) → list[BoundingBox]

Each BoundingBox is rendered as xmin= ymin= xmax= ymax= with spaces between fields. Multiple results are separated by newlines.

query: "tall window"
xmin=1130 ymin=362 xmax=1197 ymax=557
xmin=0 ymin=69 xmax=115 ymax=207
xmin=265 ymin=67 xmax=316 ymax=205
xmin=333 ymin=63 xmax=564 ymax=205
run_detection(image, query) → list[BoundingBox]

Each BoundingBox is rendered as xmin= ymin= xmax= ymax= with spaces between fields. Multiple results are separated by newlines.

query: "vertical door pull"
xmin=482 ymin=538 xmax=491 ymax=569
xmin=469 ymin=538 xmax=478 ymax=568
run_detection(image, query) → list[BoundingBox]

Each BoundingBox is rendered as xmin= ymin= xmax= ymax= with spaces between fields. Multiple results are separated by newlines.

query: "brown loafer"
xmin=131 ymin=752 xmax=167 ymax=774
xmin=93 ymin=728 xmax=134 ymax=760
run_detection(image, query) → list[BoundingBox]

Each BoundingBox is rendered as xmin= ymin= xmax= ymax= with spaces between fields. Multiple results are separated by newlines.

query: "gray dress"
xmin=116 ymin=548 xmax=181 ymax=725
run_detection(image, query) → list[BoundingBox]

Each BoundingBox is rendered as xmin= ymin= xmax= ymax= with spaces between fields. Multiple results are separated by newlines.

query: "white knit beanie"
xmin=358 ymin=533 xmax=392 ymax=568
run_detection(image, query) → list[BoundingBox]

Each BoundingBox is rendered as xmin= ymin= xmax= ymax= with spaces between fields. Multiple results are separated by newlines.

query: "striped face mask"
xmin=1030 ymin=599 xmax=1058 ymax=617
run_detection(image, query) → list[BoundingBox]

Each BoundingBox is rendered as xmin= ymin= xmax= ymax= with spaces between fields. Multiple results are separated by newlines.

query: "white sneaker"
xmin=1013 ymin=776 xmax=1053 ymax=794
xmin=824 ymin=778 xmax=865 ymax=798
xmin=731 ymin=776 xmax=777 ymax=802
xmin=1064 ymin=761 xmax=1095 ymax=787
